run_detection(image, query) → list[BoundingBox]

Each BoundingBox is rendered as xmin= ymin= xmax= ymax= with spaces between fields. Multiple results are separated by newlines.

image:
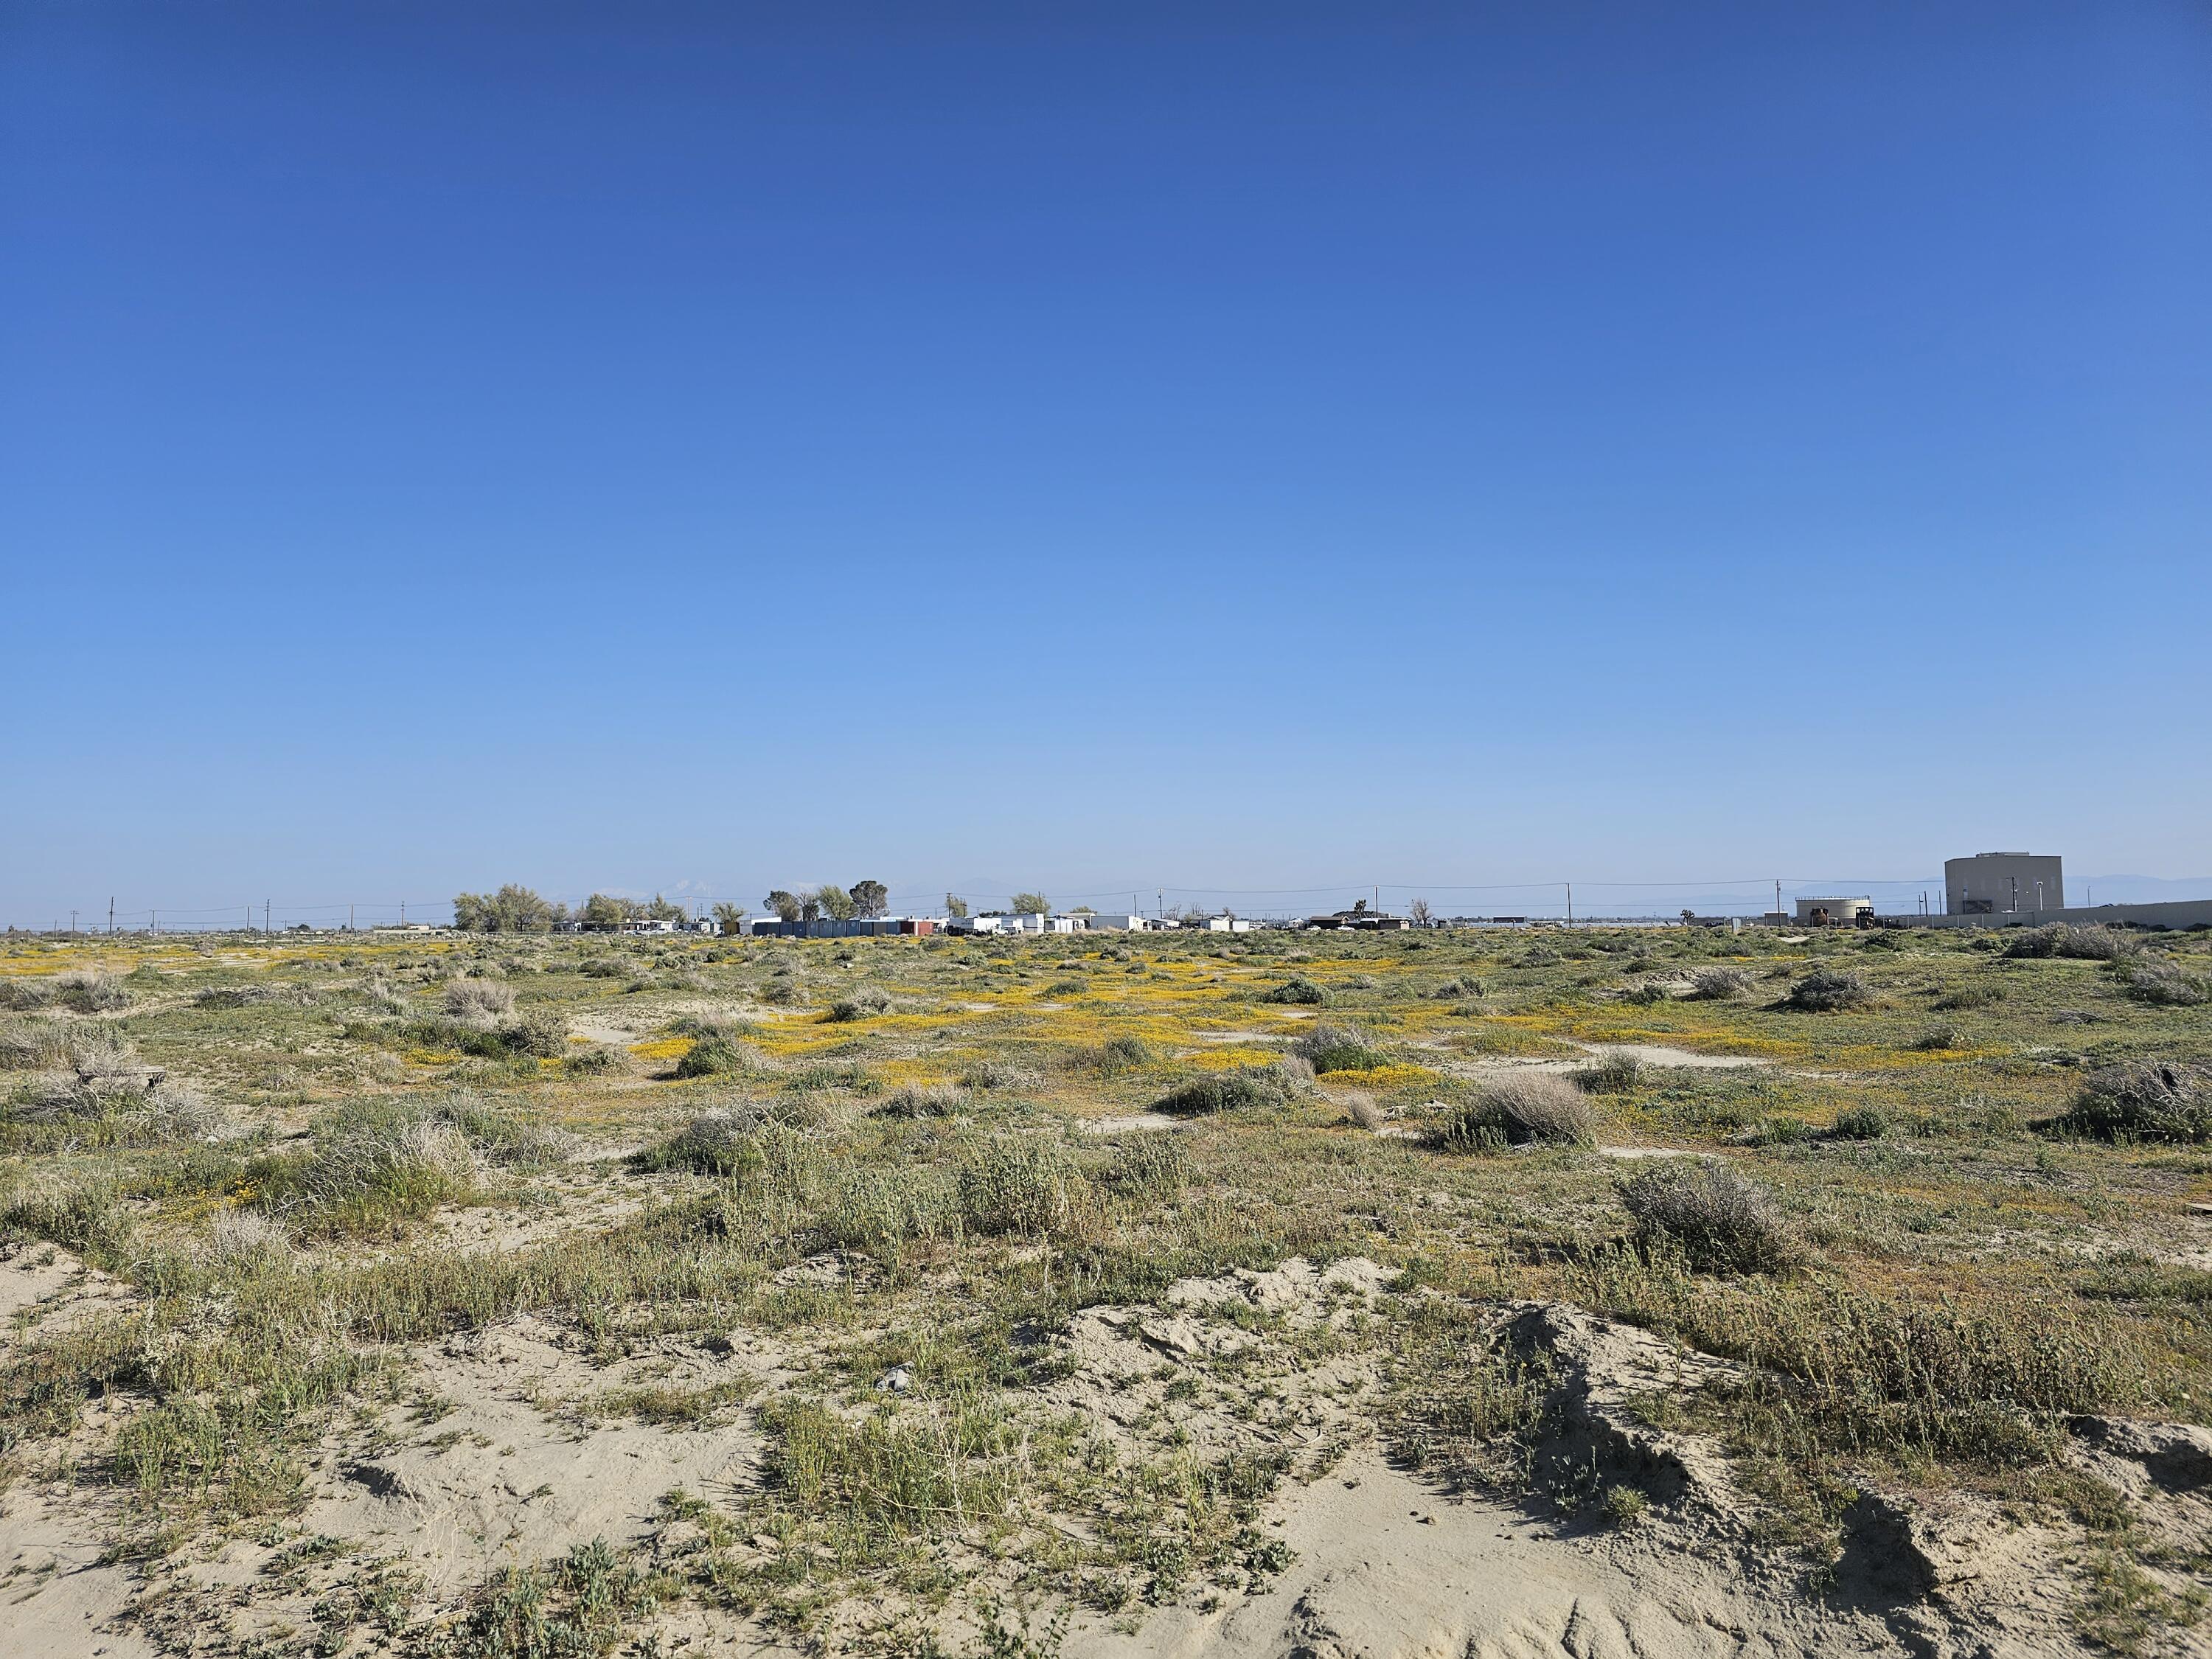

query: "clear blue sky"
xmin=4 ymin=3 xmax=2207 ymax=925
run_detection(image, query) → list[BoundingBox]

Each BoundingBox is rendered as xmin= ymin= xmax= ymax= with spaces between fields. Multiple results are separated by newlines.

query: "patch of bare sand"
xmin=294 ymin=1316 xmax=764 ymax=1599
xmin=0 ymin=1244 xmax=136 ymax=1349
xmin=1070 ymin=1447 xmax=1885 ymax=1659
xmin=0 ymin=1486 xmax=153 ymax=1659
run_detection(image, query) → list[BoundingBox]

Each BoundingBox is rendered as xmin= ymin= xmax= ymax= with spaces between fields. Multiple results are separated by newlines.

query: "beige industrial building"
xmin=1946 ymin=852 xmax=2063 ymax=917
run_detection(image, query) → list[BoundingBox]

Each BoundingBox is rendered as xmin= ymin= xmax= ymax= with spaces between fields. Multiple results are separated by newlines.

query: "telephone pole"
xmin=1565 ymin=882 xmax=1573 ymax=925
xmin=108 ymin=897 xmax=115 ymax=935
xmin=264 ymin=899 xmax=271 ymax=939
xmin=69 ymin=909 xmax=77 ymax=939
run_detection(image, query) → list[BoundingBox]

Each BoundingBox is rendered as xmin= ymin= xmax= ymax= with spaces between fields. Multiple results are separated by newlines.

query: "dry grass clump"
xmin=877 ymin=1083 xmax=968 ymax=1119
xmin=1618 ymin=1160 xmax=1801 ymax=1274
xmin=257 ymin=1108 xmax=478 ymax=1237
xmin=1063 ymin=1034 xmax=1154 ymax=1077
xmin=205 ymin=1207 xmax=293 ymax=1273
xmin=1933 ymin=980 xmax=2004 ymax=1011
xmin=1782 ymin=967 xmax=1873 ymax=1012
xmin=1433 ymin=1073 xmax=1596 ymax=1150
xmin=2119 ymin=957 xmax=2210 ymax=1008
xmin=0 ymin=1015 xmax=74 ymax=1071
xmin=957 ymin=1134 xmax=1083 ymax=1236
xmin=2053 ymin=1062 xmax=2212 ymax=1144
xmin=443 ymin=977 xmax=516 ymax=1021
xmin=1288 ymin=1023 xmax=1388 ymax=1074
xmin=958 ymin=1058 xmax=1043 ymax=1092
xmin=1 ymin=970 xmax=131 ymax=1013
xmin=1686 ymin=967 xmax=1751 ymax=1001
xmin=1096 ymin=1134 xmax=1194 ymax=1200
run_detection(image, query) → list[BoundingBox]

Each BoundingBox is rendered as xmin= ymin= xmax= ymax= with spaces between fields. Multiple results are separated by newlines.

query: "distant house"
xmin=1080 ymin=914 xmax=1151 ymax=932
xmin=1191 ymin=916 xmax=1251 ymax=932
xmin=946 ymin=914 xmax=1004 ymax=935
xmin=1305 ymin=906 xmax=1405 ymax=931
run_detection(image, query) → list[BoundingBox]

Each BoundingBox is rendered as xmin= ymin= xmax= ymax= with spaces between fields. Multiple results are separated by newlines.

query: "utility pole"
xmin=1565 ymin=882 xmax=1573 ymax=925
xmin=69 ymin=909 xmax=77 ymax=939
xmin=108 ymin=897 xmax=115 ymax=935
xmin=264 ymin=899 xmax=271 ymax=939
xmin=349 ymin=903 xmax=355 ymax=932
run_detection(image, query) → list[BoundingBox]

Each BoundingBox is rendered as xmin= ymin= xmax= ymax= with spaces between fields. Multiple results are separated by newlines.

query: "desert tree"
xmin=644 ymin=893 xmax=687 ymax=922
xmin=945 ymin=893 xmax=970 ymax=918
xmin=765 ymin=890 xmax=804 ymax=924
xmin=812 ymin=884 xmax=857 ymax=921
xmin=1011 ymin=891 xmax=1050 ymax=916
xmin=850 ymin=879 xmax=889 ymax=919
xmin=579 ymin=893 xmax=630 ymax=931
xmin=712 ymin=902 xmax=748 ymax=934
xmin=1408 ymin=897 xmax=1433 ymax=927
xmin=451 ymin=883 xmax=558 ymax=933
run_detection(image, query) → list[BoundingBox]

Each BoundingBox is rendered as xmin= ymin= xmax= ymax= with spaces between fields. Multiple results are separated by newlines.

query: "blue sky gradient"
xmin=4 ymin=3 xmax=2207 ymax=925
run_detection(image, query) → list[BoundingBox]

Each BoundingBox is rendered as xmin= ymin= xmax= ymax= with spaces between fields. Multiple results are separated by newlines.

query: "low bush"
xmin=827 ymin=987 xmax=892 ymax=1023
xmin=2120 ymin=958 xmax=2209 ymax=1007
xmin=1933 ymin=981 xmax=2005 ymax=1011
xmin=1575 ymin=1052 xmax=1643 ymax=1095
xmin=442 ymin=978 xmax=516 ymax=1021
xmin=1433 ymin=1073 xmax=1596 ymax=1150
xmin=632 ymin=1109 xmax=769 ymax=1176
xmin=2053 ymin=1062 xmax=2212 ymax=1144
xmin=877 ymin=1083 xmax=967 ymax=1119
xmin=1783 ymin=968 xmax=1873 ymax=1012
xmin=1619 ymin=981 xmax=1672 ymax=1006
xmin=957 ymin=1135 xmax=1082 ymax=1236
xmin=1065 ymin=1034 xmax=1155 ymax=1077
xmin=1911 ymin=1023 xmax=1961 ymax=1051
xmin=1618 ymin=1160 xmax=1801 ymax=1275
xmin=0 ymin=970 xmax=130 ymax=1014
xmin=255 ymin=1106 xmax=478 ymax=1237
xmin=1261 ymin=978 xmax=1330 ymax=1006
xmin=1098 ymin=1134 xmax=1194 ymax=1200
xmin=1831 ymin=1105 xmax=1888 ymax=1141
xmin=673 ymin=1034 xmax=766 ymax=1079
xmin=1289 ymin=1023 xmax=1388 ymax=1074
xmin=1154 ymin=1066 xmax=1298 ymax=1117
xmin=2004 ymin=923 xmax=2138 ymax=962
xmin=1686 ymin=967 xmax=1751 ymax=1001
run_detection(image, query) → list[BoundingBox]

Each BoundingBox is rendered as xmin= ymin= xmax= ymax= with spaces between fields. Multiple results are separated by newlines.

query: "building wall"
xmin=1946 ymin=854 xmax=2064 ymax=916
xmin=1911 ymin=899 xmax=2212 ymax=932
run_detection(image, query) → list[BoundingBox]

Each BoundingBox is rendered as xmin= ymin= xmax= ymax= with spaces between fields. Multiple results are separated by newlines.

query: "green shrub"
xmin=1783 ymin=968 xmax=1872 ymax=1012
xmin=2004 ymin=923 xmax=2138 ymax=962
xmin=631 ymin=1109 xmax=769 ymax=1176
xmin=254 ymin=1106 xmax=478 ymax=1237
xmin=673 ymin=1034 xmax=764 ymax=1079
xmin=1831 ymin=1106 xmax=1888 ymax=1140
xmin=1618 ymin=1161 xmax=1801 ymax=1275
xmin=1066 ymin=1034 xmax=1155 ymax=1076
xmin=1097 ymin=1134 xmax=1194 ymax=1201
xmin=1261 ymin=978 xmax=1329 ymax=1006
xmin=1289 ymin=1023 xmax=1387 ymax=1073
xmin=1933 ymin=981 xmax=2004 ymax=1011
xmin=957 ymin=1135 xmax=1082 ymax=1236
xmin=827 ymin=987 xmax=892 ymax=1023
xmin=1155 ymin=1068 xmax=1285 ymax=1117
xmin=2053 ymin=1062 xmax=2212 ymax=1144
xmin=1575 ymin=1052 xmax=1642 ymax=1095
